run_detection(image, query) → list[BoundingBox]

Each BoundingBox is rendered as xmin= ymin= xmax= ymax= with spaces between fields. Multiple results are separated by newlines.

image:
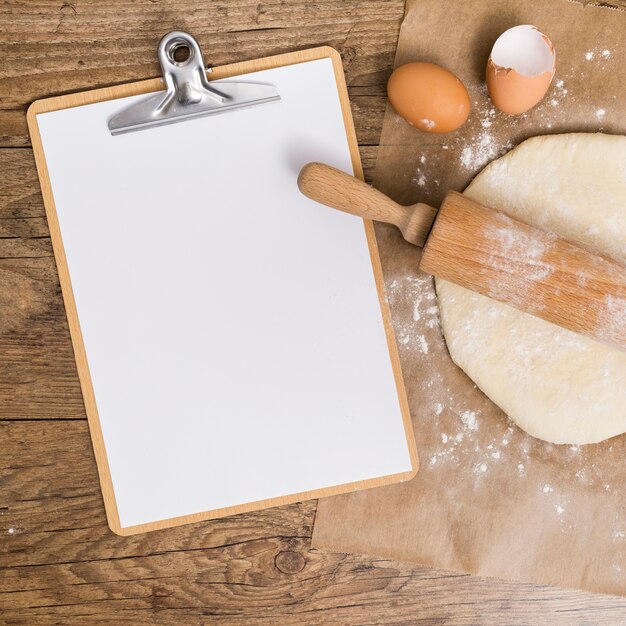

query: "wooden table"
xmin=2 ymin=2 xmax=625 ymax=623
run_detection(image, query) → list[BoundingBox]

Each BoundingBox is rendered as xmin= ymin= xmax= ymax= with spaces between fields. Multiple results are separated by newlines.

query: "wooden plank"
xmin=0 ymin=111 xmax=30 ymax=147
xmin=0 ymin=0 xmax=404 ymax=147
xmin=0 ymin=421 xmax=314 ymax=565
xmin=0 ymin=148 xmax=84 ymax=419
xmin=350 ymin=94 xmax=388 ymax=149
xmin=2 ymin=420 xmax=626 ymax=624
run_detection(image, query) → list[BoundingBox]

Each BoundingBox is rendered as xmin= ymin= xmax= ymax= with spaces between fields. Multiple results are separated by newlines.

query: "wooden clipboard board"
xmin=27 ymin=36 xmax=418 ymax=535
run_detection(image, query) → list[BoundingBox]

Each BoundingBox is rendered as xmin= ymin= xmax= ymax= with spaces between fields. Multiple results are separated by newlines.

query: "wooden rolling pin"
xmin=298 ymin=163 xmax=626 ymax=352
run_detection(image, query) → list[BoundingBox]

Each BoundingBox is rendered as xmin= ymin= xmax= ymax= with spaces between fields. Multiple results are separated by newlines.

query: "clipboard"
xmin=27 ymin=32 xmax=418 ymax=535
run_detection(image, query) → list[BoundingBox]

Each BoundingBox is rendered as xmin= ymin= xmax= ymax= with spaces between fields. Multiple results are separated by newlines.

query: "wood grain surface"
xmin=2 ymin=1 xmax=626 ymax=624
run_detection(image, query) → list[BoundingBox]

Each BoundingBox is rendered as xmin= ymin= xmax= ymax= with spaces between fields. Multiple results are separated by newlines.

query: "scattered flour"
xmin=587 ymin=48 xmax=612 ymax=61
xmin=413 ymin=300 xmax=421 ymax=322
xmin=387 ymin=275 xmax=440 ymax=356
xmin=460 ymin=410 xmax=479 ymax=431
xmin=459 ymin=129 xmax=512 ymax=172
xmin=416 ymin=174 xmax=427 ymax=187
xmin=460 ymin=146 xmax=473 ymax=169
xmin=416 ymin=334 xmax=429 ymax=354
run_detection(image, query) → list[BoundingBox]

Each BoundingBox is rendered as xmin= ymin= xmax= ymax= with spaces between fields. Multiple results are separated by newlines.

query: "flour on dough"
xmin=436 ymin=133 xmax=626 ymax=444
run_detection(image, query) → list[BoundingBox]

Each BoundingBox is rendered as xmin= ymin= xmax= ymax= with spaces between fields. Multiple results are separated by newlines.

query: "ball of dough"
xmin=436 ymin=133 xmax=626 ymax=444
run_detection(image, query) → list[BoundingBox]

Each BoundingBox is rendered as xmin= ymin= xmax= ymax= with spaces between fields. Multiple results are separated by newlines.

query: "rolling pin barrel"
xmin=419 ymin=192 xmax=626 ymax=351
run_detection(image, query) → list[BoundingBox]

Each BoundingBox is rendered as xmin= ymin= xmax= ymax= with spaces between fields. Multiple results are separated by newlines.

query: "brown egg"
xmin=486 ymin=25 xmax=556 ymax=115
xmin=387 ymin=62 xmax=470 ymax=133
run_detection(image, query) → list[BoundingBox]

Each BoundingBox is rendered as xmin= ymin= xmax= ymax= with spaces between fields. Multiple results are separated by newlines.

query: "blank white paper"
xmin=36 ymin=57 xmax=412 ymax=529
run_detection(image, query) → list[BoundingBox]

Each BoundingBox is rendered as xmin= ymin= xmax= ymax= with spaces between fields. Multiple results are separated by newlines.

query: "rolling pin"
xmin=298 ymin=163 xmax=626 ymax=352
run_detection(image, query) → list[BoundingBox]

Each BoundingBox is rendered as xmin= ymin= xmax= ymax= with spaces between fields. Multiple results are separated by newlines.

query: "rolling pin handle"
xmin=297 ymin=162 xmax=436 ymax=247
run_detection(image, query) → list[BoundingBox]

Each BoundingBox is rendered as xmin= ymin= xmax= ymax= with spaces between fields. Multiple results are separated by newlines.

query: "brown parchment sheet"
xmin=313 ymin=0 xmax=626 ymax=596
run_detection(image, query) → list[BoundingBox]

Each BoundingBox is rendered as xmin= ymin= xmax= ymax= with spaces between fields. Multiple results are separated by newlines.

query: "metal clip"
xmin=108 ymin=31 xmax=281 ymax=135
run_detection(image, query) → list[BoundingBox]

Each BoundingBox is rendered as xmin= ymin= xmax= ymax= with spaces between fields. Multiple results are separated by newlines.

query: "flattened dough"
xmin=436 ymin=133 xmax=626 ymax=444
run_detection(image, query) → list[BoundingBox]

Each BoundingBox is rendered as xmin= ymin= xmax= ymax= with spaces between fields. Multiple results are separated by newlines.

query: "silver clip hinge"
xmin=108 ymin=31 xmax=281 ymax=135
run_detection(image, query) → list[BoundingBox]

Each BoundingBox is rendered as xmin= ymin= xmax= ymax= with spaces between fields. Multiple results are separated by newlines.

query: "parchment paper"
xmin=313 ymin=0 xmax=626 ymax=596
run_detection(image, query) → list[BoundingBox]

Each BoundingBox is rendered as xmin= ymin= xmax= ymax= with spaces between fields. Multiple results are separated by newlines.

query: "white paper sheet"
xmin=36 ymin=57 xmax=412 ymax=530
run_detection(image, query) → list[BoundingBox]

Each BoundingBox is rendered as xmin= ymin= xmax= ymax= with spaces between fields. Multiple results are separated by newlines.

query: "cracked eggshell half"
xmin=486 ymin=25 xmax=556 ymax=115
xmin=387 ymin=62 xmax=470 ymax=133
